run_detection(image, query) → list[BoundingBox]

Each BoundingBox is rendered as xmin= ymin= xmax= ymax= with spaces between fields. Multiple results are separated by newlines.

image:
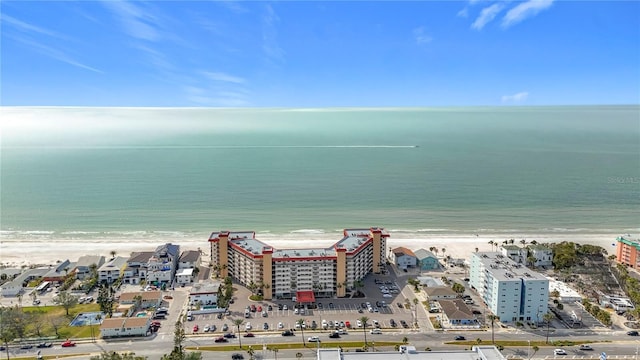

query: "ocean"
xmin=1 ymin=106 xmax=639 ymax=245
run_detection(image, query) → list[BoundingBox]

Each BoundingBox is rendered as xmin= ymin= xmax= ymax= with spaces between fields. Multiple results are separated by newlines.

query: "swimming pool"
xmin=69 ymin=312 xmax=105 ymax=326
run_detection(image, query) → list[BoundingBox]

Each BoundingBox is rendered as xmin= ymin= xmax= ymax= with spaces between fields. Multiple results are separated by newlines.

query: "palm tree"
xmin=531 ymin=345 xmax=539 ymax=359
xmin=488 ymin=240 xmax=495 ymax=251
xmin=441 ymin=248 xmax=446 ymax=258
xmin=520 ymin=239 xmax=527 ymax=246
xmin=475 ymin=247 xmax=479 ymax=253
xmin=359 ymin=316 xmax=369 ymax=346
xmin=296 ymin=319 xmax=306 ymax=347
xmin=110 ymin=250 xmax=117 ymax=259
xmin=488 ymin=314 xmax=499 ymax=344
xmin=543 ymin=312 xmax=554 ymax=344
xmin=232 ymin=318 xmax=244 ymax=349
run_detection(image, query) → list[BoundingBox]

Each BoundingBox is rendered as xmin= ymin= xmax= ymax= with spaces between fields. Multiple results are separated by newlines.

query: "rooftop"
xmin=393 ymin=246 xmax=417 ymax=258
xmin=414 ymin=249 xmax=436 ymax=260
xmin=617 ymin=235 xmax=640 ymax=247
xmin=119 ymin=291 xmax=162 ymax=302
xmin=317 ymin=346 xmax=505 ymax=360
xmin=128 ymin=251 xmax=154 ymax=264
xmin=179 ymin=250 xmax=201 ymax=263
xmin=190 ymin=281 xmax=221 ymax=294
xmin=99 ymin=256 xmax=128 ymax=272
xmin=474 ymin=252 xmax=548 ymax=282
xmin=100 ymin=316 xmax=151 ymax=330
xmin=439 ymin=299 xmax=475 ymax=320
xmin=425 ymin=286 xmax=457 ymax=297
xmin=75 ymin=255 xmax=104 ymax=268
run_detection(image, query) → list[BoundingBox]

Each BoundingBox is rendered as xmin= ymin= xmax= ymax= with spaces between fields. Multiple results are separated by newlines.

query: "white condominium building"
xmin=209 ymin=227 xmax=388 ymax=300
xmin=469 ymin=252 xmax=548 ymax=323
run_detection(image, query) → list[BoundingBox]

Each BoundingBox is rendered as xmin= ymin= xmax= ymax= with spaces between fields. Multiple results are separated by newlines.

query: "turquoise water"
xmin=1 ymin=106 xmax=638 ymax=240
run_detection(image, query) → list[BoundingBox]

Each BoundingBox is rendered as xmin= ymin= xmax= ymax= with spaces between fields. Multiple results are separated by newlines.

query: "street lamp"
xmin=528 ymin=340 xmax=531 ymax=360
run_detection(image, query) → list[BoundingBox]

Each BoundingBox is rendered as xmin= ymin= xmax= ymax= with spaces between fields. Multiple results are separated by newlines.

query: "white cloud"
xmin=501 ymin=92 xmax=529 ymax=103
xmin=457 ymin=7 xmax=469 ymax=18
xmin=472 ymin=3 xmax=505 ymax=30
xmin=502 ymin=0 xmax=554 ymax=28
xmin=6 ymin=34 xmax=102 ymax=73
xmin=102 ymin=1 xmax=160 ymax=41
xmin=1 ymin=14 xmax=68 ymax=39
xmin=203 ymin=71 xmax=246 ymax=84
xmin=413 ymin=27 xmax=432 ymax=45
xmin=262 ymin=4 xmax=284 ymax=62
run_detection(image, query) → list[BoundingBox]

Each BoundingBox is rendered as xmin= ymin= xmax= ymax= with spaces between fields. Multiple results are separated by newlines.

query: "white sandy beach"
xmin=0 ymin=233 xmax=621 ymax=268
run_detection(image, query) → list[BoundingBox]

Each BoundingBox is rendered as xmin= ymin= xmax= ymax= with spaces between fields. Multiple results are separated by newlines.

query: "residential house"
xmin=43 ymin=260 xmax=75 ymax=283
xmin=175 ymin=268 xmax=195 ymax=285
xmin=415 ymin=249 xmax=440 ymax=270
xmin=425 ymin=286 xmax=458 ymax=300
xmin=118 ymin=291 xmax=162 ymax=309
xmin=528 ymin=245 xmax=553 ymax=268
xmin=75 ymin=255 xmax=105 ymax=280
xmin=178 ymin=250 xmax=201 ymax=269
xmin=100 ymin=317 xmax=151 ymax=338
xmin=500 ymin=245 xmax=527 ymax=264
xmin=438 ymin=299 xmax=478 ymax=328
xmin=189 ymin=281 xmax=220 ymax=307
xmin=122 ymin=251 xmax=154 ymax=285
xmin=0 ymin=268 xmax=48 ymax=297
xmin=98 ymin=256 xmax=128 ymax=284
xmin=390 ymin=247 xmax=417 ymax=269
xmin=147 ymin=243 xmax=180 ymax=286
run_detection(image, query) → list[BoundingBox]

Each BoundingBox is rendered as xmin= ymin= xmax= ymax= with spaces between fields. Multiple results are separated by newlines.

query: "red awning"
xmin=296 ymin=290 xmax=316 ymax=303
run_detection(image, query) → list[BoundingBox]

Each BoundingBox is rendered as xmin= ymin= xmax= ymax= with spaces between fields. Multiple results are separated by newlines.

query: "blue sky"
xmin=1 ymin=1 xmax=638 ymax=107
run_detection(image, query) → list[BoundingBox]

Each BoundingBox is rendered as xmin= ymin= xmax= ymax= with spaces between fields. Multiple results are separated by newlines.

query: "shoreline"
xmin=0 ymin=232 xmax=621 ymax=268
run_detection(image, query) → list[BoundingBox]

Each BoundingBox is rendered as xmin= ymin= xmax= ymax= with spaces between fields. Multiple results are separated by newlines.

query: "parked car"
xmin=222 ymin=324 xmax=229 ymax=331
xmin=454 ymin=335 xmax=465 ymax=341
xmin=390 ymin=319 xmax=397 ymax=327
xmin=400 ymin=320 xmax=408 ymax=328
xmin=554 ymin=349 xmax=567 ymax=355
xmin=193 ymin=325 xmax=199 ymax=332
xmin=268 ymin=305 xmax=273 ymax=311
xmin=257 ymin=306 xmax=262 ymax=312
xmin=203 ymin=325 xmax=210 ymax=332
xmin=245 ymin=322 xmax=252 ymax=330
xmin=61 ymin=340 xmax=76 ymax=347
xmin=578 ymin=345 xmax=593 ymax=351
xmin=278 ymin=322 xmax=284 ymax=329
xmin=263 ymin=322 xmax=269 ymax=330
xmin=214 ymin=337 xmax=228 ymax=343
xmin=308 ymin=336 xmax=320 ymax=342
xmin=345 ymin=321 xmax=351 ymax=328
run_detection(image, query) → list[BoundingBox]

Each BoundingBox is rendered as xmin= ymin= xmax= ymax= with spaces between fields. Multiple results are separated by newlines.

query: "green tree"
xmin=0 ymin=306 xmax=19 ymax=360
xmin=160 ymin=319 xmax=202 ymax=360
xmin=232 ymin=318 xmax=245 ymax=349
xmin=296 ymin=319 xmax=306 ymax=347
xmin=53 ymin=291 xmax=78 ymax=316
xmin=452 ymin=282 xmax=465 ymax=295
xmin=98 ymin=284 xmax=115 ymax=317
xmin=246 ymin=346 xmax=255 ymax=360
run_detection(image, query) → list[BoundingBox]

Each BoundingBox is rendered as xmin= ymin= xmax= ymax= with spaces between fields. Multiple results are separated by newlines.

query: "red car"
xmin=214 ymin=337 xmax=228 ymax=343
xmin=243 ymin=332 xmax=255 ymax=337
xmin=345 ymin=321 xmax=351 ymax=328
xmin=256 ymin=306 xmax=262 ymax=312
xmin=61 ymin=340 xmax=76 ymax=347
xmin=193 ymin=325 xmax=199 ymax=332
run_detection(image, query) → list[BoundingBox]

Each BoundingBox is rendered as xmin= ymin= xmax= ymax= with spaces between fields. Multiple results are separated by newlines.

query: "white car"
xmin=383 ymin=294 xmax=393 ymax=298
xmin=283 ymin=305 xmax=288 ymax=310
xmin=294 ymin=308 xmax=299 ymax=314
xmin=356 ymin=320 xmax=362 ymax=327
xmin=554 ymin=349 xmax=567 ymax=356
xmin=245 ymin=322 xmax=252 ymax=331
xmin=203 ymin=325 xmax=210 ymax=332
xmin=308 ymin=336 xmax=320 ymax=342
xmin=370 ymin=328 xmax=382 ymax=334
xmin=278 ymin=322 xmax=284 ymax=329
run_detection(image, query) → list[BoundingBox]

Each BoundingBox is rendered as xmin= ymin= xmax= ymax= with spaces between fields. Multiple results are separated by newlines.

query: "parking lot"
xmin=185 ymin=265 xmax=421 ymax=336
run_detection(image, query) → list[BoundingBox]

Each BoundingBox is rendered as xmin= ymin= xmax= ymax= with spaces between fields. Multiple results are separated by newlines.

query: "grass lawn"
xmin=187 ymin=341 xmax=400 ymax=351
xmin=21 ymin=303 xmax=101 ymax=340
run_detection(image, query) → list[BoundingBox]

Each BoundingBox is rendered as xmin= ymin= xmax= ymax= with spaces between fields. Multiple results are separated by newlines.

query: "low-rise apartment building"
xmin=100 ymin=317 xmax=151 ymax=338
xmin=209 ymin=227 xmax=388 ymax=300
xmin=469 ymin=252 xmax=548 ymax=323
xmin=390 ymin=247 xmax=417 ymax=269
xmin=74 ymin=255 xmax=105 ymax=280
xmin=147 ymin=243 xmax=180 ymax=285
xmin=98 ymin=257 xmax=128 ymax=284
xmin=122 ymin=251 xmax=154 ymax=285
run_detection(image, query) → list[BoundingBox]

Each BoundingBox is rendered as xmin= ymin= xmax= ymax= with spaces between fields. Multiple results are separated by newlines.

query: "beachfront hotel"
xmin=208 ymin=227 xmax=389 ymax=300
xmin=615 ymin=235 xmax=640 ymax=269
xmin=469 ymin=252 xmax=549 ymax=323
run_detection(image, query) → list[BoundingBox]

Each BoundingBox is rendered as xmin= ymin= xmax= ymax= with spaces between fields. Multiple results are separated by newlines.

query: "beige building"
xmin=100 ymin=317 xmax=151 ymax=338
xmin=118 ymin=291 xmax=162 ymax=309
xmin=209 ymin=227 xmax=389 ymax=300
